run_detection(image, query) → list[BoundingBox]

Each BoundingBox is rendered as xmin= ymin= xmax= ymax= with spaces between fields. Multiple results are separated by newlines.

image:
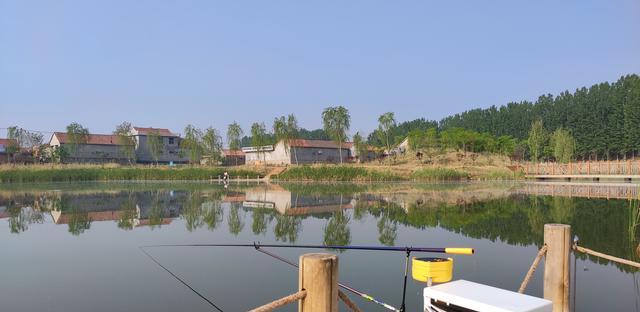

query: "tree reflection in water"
xmin=251 ymin=209 xmax=269 ymax=235
xmin=117 ymin=194 xmax=138 ymax=230
xmin=67 ymin=204 xmax=91 ymax=236
xmin=183 ymin=191 xmax=204 ymax=232
xmin=227 ymin=202 xmax=244 ymax=236
xmin=148 ymin=191 xmax=165 ymax=229
xmin=203 ymin=201 xmax=224 ymax=231
xmin=323 ymin=211 xmax=351 ymax=249
xmin=274 ymin=214 xmax=301 ymax=243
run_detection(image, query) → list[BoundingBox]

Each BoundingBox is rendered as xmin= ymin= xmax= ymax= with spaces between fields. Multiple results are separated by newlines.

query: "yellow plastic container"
xmin=412 ymin=257 xmax=453 ymax=283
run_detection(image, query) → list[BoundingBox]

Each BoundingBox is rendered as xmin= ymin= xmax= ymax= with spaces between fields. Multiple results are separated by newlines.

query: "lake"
xmin=1 ymin=182 xmax=639 ymax=311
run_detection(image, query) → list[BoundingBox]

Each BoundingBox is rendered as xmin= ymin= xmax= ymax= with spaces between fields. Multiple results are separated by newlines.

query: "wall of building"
xmin=244 ymin=142 xmax=291 ymax=165
xmin=134 ymin=135 xmax=188 ymax=163
xmin=245 ymin=141 xmax=352 ymax=165
xmin=59 ymin=144 xmax=129 ymax=164
xmin=291 ymin=146 xmax=351 ymax=164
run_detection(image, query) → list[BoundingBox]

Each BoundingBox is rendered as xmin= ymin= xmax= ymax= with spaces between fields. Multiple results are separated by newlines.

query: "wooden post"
xmin=299 ymin=253 xmax=339 ymax=312
xmin=544 ymin=224 xmax=571 ymax=312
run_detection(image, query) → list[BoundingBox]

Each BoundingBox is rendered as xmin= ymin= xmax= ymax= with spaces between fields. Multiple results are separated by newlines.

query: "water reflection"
xmin=1 ymin=182 xmax=640 ymax=268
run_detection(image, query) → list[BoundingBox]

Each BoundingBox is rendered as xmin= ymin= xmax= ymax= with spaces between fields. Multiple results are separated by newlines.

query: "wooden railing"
xmin=518 ymin=182 xmax=640 ymax=200
xmin=524 ymin=160 xmax=640 ymax=176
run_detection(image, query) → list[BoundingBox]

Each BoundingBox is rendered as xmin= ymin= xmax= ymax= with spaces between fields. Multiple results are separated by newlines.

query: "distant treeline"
xmin=237 ymin=74 xmax=640 ymax=160
xmin=440 ymin=74 xmax=640 ymax=160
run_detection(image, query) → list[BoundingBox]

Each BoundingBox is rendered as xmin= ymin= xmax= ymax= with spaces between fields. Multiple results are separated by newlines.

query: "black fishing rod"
xmin=142 ymin=243 xmax=474 ymax=255
xmin=142 ymin=243 xmax=474 ymax=312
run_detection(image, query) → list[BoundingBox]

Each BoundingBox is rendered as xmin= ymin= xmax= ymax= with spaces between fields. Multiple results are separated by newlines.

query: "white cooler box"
xmin=424 ymin=280 xmax=552 ymax=312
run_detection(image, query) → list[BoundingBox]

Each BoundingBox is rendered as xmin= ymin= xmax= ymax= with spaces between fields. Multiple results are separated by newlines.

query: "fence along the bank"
xmin=525 ymin=160 xmax=640 ymax=176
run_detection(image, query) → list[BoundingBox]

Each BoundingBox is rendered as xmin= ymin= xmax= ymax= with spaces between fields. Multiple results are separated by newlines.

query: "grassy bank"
xmin=276 ymin=165 xmax=402 ymax=182
xmin=0 ymin=167 xmax=263 ymax=183
xmin=410 ymin=168 xmax=469 ymax=181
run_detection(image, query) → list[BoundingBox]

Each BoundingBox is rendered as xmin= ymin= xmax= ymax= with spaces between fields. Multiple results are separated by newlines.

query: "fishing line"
xmin=139 ymin=247 xmax=224 ymax=312
xmin=253 ymin=244 xmax=401 ymax=312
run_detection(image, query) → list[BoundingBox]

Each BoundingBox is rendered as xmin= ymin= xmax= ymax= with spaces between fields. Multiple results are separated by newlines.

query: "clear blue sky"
xmin=1 ymin=1 xmax=639 ymax=140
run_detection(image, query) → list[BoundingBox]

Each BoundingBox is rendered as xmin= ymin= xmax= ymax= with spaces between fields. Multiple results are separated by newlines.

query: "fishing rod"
xmin=254 ymin=246 xmax=401 ymax=312
xmin=143 ymin=243 xmax=474 ymax=312
xmin=142 ymin=243 xmax=475 ymax=255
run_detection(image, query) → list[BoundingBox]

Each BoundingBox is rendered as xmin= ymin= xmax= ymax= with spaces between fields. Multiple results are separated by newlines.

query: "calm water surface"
xmin=1 ymin=182 xmax=639 ymax=311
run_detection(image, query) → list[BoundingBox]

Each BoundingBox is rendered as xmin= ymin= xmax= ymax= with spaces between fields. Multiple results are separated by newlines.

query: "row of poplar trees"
xmin=440 ymin=74 xmax=640 ymax=160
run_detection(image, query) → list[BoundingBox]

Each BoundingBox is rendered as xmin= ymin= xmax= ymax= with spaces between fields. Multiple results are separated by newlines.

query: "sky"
xmin=1 ymin=1 xmax=639 ymax=140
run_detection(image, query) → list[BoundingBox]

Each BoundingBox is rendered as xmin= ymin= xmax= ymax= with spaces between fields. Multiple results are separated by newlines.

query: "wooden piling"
xmin=299 ymin=253 xmax=339 ymax=312
xmin=543 ymin=224 xmax=571 ymax=312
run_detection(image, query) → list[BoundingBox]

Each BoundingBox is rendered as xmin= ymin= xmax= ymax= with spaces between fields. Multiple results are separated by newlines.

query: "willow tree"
xmin=147 ymin=130 xmax=164 ymax=165
xmin=377 ymin=112 xmax=396 ymax=155
xmin=114 ymin=122 xmax=136 ymax=164
xmin=322 ymin=106 xmax=350 ymax=164
xmin=66 ymin=122 xmax=89 ymax=155
xmin=226 ymin=122 xmax=243 ymax=165
xmin=202 ymin=127 xmax=223 ymax=165
xmin=181 ymin=125 xmax=203 ymax=165
xmin=274 ymin=114 xmax=300 ymax=164
xmin=251 ymin=122 xmax=268 ymax=163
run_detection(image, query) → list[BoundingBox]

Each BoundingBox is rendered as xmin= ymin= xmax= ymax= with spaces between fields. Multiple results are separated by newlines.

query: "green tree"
xmin=377 ymin=112 xmax=396 ymax=155
xmin=147 ymin=130 xmax=164 ymax=165
xmin=251 ymin=122 xmax=268 ymax=163
xmin=352 ymin=132 xmax=368 ymax=162
xmin=322 ymin=106 xmax=350 ymax=164
xmin=550 ymin=128 xmax=576 ymax=163
xmin=202 ymin=127 xmax=223 ymax=165
xmin=66 ymin=122 xmax=90 ymax=155
xmin=114 ymin=122 xmax=136 ymax=164
xmin=181 ymin=125 xmax=203 ymax=165
xmin=274 ymin=114 xmax=300 ymax=164
xmin=527 ymin=120 xmax=547 ymax=162
xmin=227 ymin=122 xmax=243 ymax=165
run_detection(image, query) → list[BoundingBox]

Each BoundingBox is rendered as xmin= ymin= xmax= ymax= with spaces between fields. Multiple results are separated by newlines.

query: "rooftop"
xmin=52 ymin=133 xmax=125 ymax=146
xmin=132 ymin=127 xmax=177 ymax=137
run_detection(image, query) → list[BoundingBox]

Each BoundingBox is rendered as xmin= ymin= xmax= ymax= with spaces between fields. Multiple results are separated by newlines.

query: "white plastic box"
xmin=424 ymin=280 xmax=552 ymax=312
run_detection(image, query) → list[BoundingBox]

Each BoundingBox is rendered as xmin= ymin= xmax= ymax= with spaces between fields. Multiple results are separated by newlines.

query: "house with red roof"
xmin=242 ymin=139 xmax=352 ymax=165
xmin=49 ymin=133 xmax=129 ymax=163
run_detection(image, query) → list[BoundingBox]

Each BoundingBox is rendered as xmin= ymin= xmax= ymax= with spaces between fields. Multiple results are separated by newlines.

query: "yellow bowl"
xmin=412 ymin=257 xmax=453 ymax=283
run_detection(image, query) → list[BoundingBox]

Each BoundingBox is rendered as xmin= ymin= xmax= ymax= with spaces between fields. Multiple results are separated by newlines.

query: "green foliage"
xmin=147 ymin=130 xmax=164 ymax=165
xmin=227 ymin=122 xmax=243 ymax=151
xmin=51 ymin=146 xmax=68 ymax=163
xmin=368 ymin=118 xmax=438 ymax=147
xmin=352 ymin=132 xmax=368 ymax=162
xmin=114 ymin=122 xmax=136 ymax=164
xmin=440 ymin=74 xmax=640 ymax=159
xmin=377 ymin=112 xmax=396 ymax=153
xmin=550 ymin=128 xmax=576 ymax=163
xmin=251 ymin=122 xmax=269 ymax=162
xmin=181 ymin=124 xmax=203 ymax=164
xmin=527 ymin=120 xmax=547 ymax=162
xmin=202 ymin=127 xmax=223 ymax=165
xmin=273 ymin=114 xmax=300 ymax=163
xmin=0 ymin=167 xmax=262 ymax=183
xmin=277 ymin=166 xmax=402 ymax=181
xmin=66 ymin=122 xmax=90 ymax=154
xmin=322 ymin=106 xmax=351 ymax=164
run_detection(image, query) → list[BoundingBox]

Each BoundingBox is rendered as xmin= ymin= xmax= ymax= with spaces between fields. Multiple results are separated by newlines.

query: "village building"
xmin=0 ymin=138 xmax=18 ymax=164
xmin=242 ymin=139 xmax=352 ymax=165
xmin=222 ymin=149 xmax=246 ymax=166
xmin=129 ymin=127 xmax=188 ymax=164
xmin=49 ymin=133 xmax=129 ymax=163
